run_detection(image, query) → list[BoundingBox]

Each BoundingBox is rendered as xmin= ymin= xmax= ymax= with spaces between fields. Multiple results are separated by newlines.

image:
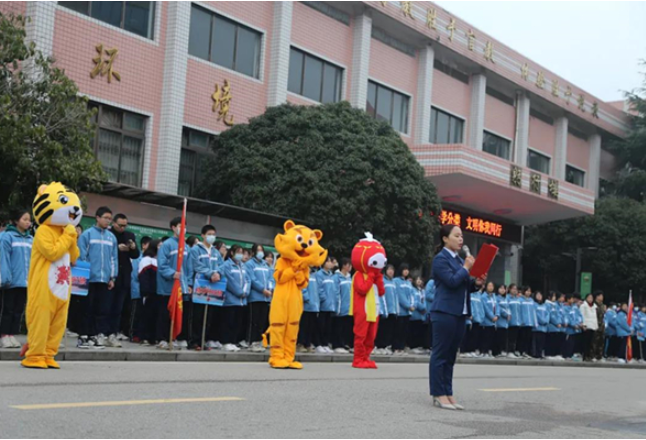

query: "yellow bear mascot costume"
xmin=21 ymin=182 xmax=82 ymax=369
xmin=264 ymin=220 xmax=327 ymax=369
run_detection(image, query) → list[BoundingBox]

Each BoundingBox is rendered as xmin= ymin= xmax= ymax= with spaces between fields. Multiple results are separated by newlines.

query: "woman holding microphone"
xmin=429 ymin=224 xmax=484 ymax=410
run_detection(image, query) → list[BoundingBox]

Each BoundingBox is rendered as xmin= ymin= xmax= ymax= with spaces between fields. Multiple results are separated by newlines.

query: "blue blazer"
xmin=430 ymin=248 xmax=475 ymax=317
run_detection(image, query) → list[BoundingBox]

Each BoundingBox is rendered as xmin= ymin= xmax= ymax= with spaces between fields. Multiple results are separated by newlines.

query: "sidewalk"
xmin=2 ymin=335 xmax=645 ymax=370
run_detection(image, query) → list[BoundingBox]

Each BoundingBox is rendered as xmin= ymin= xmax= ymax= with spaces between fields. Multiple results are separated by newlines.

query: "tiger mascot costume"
xmin=21 ymin=182 xmax=82 ymax=369
xmin=263 ymin=220 xmax=327 ymax=369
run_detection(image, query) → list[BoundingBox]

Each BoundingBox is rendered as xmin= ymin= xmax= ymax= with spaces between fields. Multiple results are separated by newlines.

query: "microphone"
xmin=462 ymin=245 xmax=471 ymax=258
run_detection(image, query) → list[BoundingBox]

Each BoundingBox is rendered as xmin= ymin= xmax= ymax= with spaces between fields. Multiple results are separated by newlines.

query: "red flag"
xmin=168 ymin=198 xmax=187 ymax=341
xmin=627 ymin=290 xmax=633 ymax=361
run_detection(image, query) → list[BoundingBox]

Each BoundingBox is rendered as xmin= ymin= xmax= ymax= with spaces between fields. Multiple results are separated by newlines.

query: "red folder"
xmin=470 ymin=243 xmax=499 ymax=279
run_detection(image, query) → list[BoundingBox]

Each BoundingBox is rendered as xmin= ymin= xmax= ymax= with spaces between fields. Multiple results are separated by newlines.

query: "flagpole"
xmin=169 ymin=317 xmax=174 ymax=351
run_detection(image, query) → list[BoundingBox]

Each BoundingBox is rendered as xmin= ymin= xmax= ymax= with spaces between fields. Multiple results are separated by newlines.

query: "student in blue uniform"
xmin=246 ymin=243 xmax=273 ymax=353
xmin=604 ymin=304 xmax=618 ymax=359
xmin=393 ymin=263 xmax=414 ymax=355
xmin=532 ymin=291 xmax=549 ymax=358
xmin=155 ymin=217 xmax=191 ymax=349
xmin=409 ymin=277 xmax=428 ymax=354
xmin=332 ymin=258 xmax=353 ymax=354
xmin=462 ymin=284 xmax=484 ymax=357
xmin=630 ymin=305 xmax=642 ymax=362
xmin=219 ymin=245 xmax=251 ymax=352
xmin=375 ymin=264 xmax=397 ymax=354
xmin=545 ymin=291 xmax=563 ymax=359
xmin=129 ymin=236 xmax=151 ymax=343
xmin=562 ymin=294 xmax=582 ymax=359
xmin=557 ymin=293 xmax=569 ymax=359
xmin=298 ymin=267 xmax=320 ymax=353
xmin=316 ymin=256 xmax=337 ymax=353
xmin=506 ymin=283 xmax=521 ymax=358
xmin=0 ymin=209 xmax=33 ymax=349
xmin=480 ymin=281 xmax=498 ymax=358
xmin=636 ymin=306 xmax=646 ymax=362
xmin=518 ymin=286 xmax=536 ymax=358
xmin=495 ymin=284 xmax=510 ymax=357
xmin=615 ymin=303 xmax=633 ymax=363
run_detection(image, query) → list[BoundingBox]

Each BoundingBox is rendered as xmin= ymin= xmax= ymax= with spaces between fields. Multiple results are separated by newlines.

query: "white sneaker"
xmin=459 ymin=353 xmax=469 ymax=358
xmin=334 ymin=347 xmax=349 ymax=354
xmin=315 ymin=346 xmax=328 ymax=354
xmin=223 ymin=343 xmax=240 ymax=352
xmin=213 ymin=341 xmax=223 ymax=350
xmin=206 ymin=340 xmax=216 ymax=349
xmin=157 ymin=340 xmax=169 ymax=350
xmin=322 ymin=346 xmax=332 ymax=353
xmin=507 ymin=353 xmax=518 ymax=359
xmin=141 ymin=340 xmax=151 ymax=346
xmin=108 ymin=334 xmax=122 ymax=348
xmin=66 ymin=329 xmax=78 ymax=337
xmin=10 ymin=336 xmax=21 ymax=348
xmin=96 ymin=334 xmax=107 ymax=347
xmin=1 ymin=336 xmax=13 ymax=348
xmin=117 ymin=332 xmax=128 ymax=341
xmin=250 ymin=342 xmax=265 ymax=353
xmin=411 ymin=348 xmax=425 ymax=355
xmin=172 ymin=340 xmax=182 ymax=350
xmin=239 ymin=340 xmax=249 ymax=349
xmin=178 ymin=340 xmax=188 ymax=348
xmin=617 ymin=358 xmax=626 ymax=364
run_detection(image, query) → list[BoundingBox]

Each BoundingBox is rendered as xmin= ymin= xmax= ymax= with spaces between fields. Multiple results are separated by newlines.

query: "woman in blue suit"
xmin=430 ymin=224 xmax=484 ymax=410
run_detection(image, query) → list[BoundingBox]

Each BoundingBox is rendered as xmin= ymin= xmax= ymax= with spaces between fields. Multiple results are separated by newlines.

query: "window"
xmin=366 ymin=81 xmax=410 ymax=134
xmin=178 ymin=128 xmax=216 ymax=197
xmin=58 ymin=1 xmax=155 ymax=39
xmin=527 ymin=149 xmax=551 ymax=174
xmin=288 ymin=48 xmax=342 ymax=104
xmin=429 ymin=107 xmax=464 ymax=144
xmin=566 ymin=165 xmax=585 ymax=187
xmin=89 ymin=103 xmax=146 ymax=187
xmin=188 ymin=5 xmax=261 ymax=79
xmin=482 ymin=131 xmax=511 ymax=160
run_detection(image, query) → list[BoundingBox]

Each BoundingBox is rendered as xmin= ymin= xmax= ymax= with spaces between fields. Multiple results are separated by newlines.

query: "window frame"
xmin=482 ymin=130 xmax=512 ymax=161
xmin=178 ymin=127 xmax=217 ymax=197
xmin=58 ymin=1 xmax=156 ymax=40
xmin=366 ymin=80 xmax=411 ymax=135
xmin=526 ymin=148 xmax=552 ymax=175
xmin=565 ymin=164 xmax=586 ymax=187
xmin=288 ymin=47 xmax=343 ymax=104
xmin=429 ymin=106 xmax=465 ymax=144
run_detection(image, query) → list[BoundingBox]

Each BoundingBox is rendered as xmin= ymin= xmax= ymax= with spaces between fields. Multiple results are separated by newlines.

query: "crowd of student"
xmin=1 ymin=207 xmax=646 ymax=365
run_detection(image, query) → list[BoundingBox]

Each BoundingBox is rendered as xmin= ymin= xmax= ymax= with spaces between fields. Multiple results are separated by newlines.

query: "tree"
xmin=523 ymin=197 xmax=646 ymax=303
xmin=0 ymin=12 xmax=105 ymax=215
xmin=199 ymin=101 xmax=441 ymax=267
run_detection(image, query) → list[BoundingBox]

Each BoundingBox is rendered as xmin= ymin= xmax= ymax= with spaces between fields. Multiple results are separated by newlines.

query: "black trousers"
xmin=249 ymin=301 xmax=270 ymax=344
xmin=494 ymin=327 xmax=508 ymax=355
xmin=129 ymin=299 xmax=143 ymax=340
xmin=298 ymin=312 xmax=319 ymax=348
xmin=582 ymin=329 xmax=595 ymax=360
xmin=479 ymin=325 xmax=495 ymax=354
xmin=0 ymin=287 xmax=26 ymax=335
xmin=332 ymin=315 xmax=353 ymax=349
xmin=631 ymin=336 xmax=641 ymax=361
xmin=191 ymin=303 xmax=215 ymax=347
xmin=83 ymin=283 xmax=112 ymax=337
xmin=207 ymin=307 xmax=223 ymax=342
xmin=562 ymin=333 xmax=578 ymax=358
xmin=110 ymin=282 xmax=129 ymax=336
xmin=518 ymin=326 xmax=533 ymax=355
xmin=408 ymin=320 xmax=427 ymax=349
xmin=141 ymin=295 xmax=158 ymax=343
xmin=317 ymin=311 xmax=334 ymax=347
xmin=375 ymin=315 xmax=396 ymax=349
xmin=393 ymin=316 xmax=410 ymax=351
xmin=426 ymin=320 xmax=433 ymax=350
xmin=532 ymin=331 xmax=546 ymax=358
xmin=238 ymin=304 xmax=250 ymax=343
xmin=221 ymin=306 xmax=244 ymax=345
xmin=462 ymin=322 xmax=480 ymax=353
xmin=507 ymin=326 xmax=519 ymax=353
xmin=617 ymin=336 xmax=628 ymax=360
xmin=155 ymin=294 xmax=170 ymax=343
xmin=67 ymin=295 xmax=84 ymax=334
xmin=177 ymin=299 xmax=193 ymax=342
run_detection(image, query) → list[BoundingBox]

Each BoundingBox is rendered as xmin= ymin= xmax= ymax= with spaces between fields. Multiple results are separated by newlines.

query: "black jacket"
xmin=111 ymin=229 xmax=140 ymax=289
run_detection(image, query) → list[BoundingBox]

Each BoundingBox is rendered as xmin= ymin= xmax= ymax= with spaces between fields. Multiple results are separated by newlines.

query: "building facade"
xmin=0 ymin=1 xmax=630 ymax=282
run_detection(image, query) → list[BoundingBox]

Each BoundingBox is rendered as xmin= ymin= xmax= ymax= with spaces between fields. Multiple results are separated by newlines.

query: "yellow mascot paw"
xmin=269 ymin=359 xmax=290 ymax=369
xmin=21 ymin=358 xmax=48 ymax=369
xmin=45 ymin=359 xmax=61 ymax=369
xmin=288 ymin=361 xmax=303 ymax=370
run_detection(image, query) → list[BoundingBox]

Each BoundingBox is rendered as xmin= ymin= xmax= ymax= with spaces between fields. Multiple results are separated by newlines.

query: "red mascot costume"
xmin=350 ymin=233 xmax=387 ymax=369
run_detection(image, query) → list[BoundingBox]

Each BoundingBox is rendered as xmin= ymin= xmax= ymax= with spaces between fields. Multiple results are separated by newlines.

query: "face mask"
xmin=234 ymin=253 xmax=244 ymax=262
xmin=205 ymin=235 xmax=216 ymax=245
xmin=256 ymin=252 xmax=265 ymax=260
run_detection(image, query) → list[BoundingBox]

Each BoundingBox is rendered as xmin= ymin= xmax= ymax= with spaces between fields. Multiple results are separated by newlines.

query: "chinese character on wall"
xmin=212 ymin=79 xmax=234 ymax=126
xmin=530 ymin=172 xmax=541 ymax=195
xmin=591 ymin=102 xmax=600 ymax=119
xmin=535 ymin=71 xmax=545 ymax=89
xmin=90 ymin=44 xmax=121 ymax=84
xmin=521 ymin=63 xmax=529 ymax=81
xmin=548 ymin=178 xmax=559 ymax=200
xmin=551 ymin=79 xmax=560 ymax=97
xmin=466 ymin=29 xmax=476 ymax=51
xmin=564 ymin=86 xmax=573 ymax=105
xmin=447 ymin=18 xmax=456 ymax=41
xmin=510 ymin=165 xmax=522 ymax=188
xmin=401 ymin=1 xmax=413 ymax=18
xmin=426 ymin=8 xmax=437 ymax=30
xmin=578 ymin=94 xmax=586 ymax=112
xmin=484 ymin=41 xmax=494 ymax=62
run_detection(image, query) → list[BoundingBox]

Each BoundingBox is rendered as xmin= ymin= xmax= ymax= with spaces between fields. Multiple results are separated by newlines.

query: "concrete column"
xmin=24 ymin=2 xmax=56 ymax=81
xmin=468 ymin=74 xmax=486 ymax=150
xmin=554 ymin=116 xmax=569 ymax=180
xmin=349 ymin=13 xmax=372 ymax=109
xmin=515 ymin=93 xmax=530 ymax=166
xmin=267 ymin=1 xmax=293 ymax=107
xmin=414 ymin=45 xmax=435 ymax=145
xmin=588 ymin=134 xmax=601 ymax=197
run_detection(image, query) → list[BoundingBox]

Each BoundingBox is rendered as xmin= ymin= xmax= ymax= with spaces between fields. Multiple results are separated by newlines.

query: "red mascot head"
xmin=351 ymin=233 xmax=387 ymax=276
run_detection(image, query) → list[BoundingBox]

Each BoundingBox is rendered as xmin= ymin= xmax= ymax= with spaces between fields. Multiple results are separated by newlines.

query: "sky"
xmin=433 ymin=1 xmax=646 ymax=103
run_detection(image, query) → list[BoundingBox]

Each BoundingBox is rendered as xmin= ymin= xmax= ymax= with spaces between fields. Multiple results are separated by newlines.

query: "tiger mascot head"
xmin=32 ymin=182 xmax=83 ymax=227
xmin=275 ymin=220 xmax=327 ymax=268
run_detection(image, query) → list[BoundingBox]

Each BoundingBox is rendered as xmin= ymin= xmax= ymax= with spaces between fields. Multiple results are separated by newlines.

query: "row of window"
xmin=91 ymin=99 xmax=586 ymax=197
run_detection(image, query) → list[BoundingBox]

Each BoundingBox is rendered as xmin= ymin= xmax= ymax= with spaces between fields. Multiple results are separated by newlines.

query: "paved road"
xmin=0 ymin=361 xmax=644 ymax=438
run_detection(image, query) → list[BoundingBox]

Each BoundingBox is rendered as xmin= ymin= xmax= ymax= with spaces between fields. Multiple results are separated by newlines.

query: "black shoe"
xmin=77 ymin=337 xmax=91 ymax=349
